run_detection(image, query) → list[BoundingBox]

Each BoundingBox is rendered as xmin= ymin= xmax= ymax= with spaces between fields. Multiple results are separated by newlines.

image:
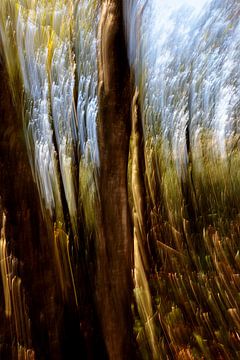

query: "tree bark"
xmin=0 ymin=55 xmax=83 ymax=360
xmin=96 ymin=1 xmax=134 ymax=358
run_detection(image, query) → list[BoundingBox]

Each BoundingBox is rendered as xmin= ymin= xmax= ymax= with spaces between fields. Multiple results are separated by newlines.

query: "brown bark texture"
xmin=96 ymin=1 xmax=135 ymax=359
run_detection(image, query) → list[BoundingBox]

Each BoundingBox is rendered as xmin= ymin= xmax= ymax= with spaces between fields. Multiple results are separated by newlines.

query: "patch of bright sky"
xmin=153 ymin=0 xmax=210 ymax=14
xmin=184 ymin=0 xmax=209 ymax=11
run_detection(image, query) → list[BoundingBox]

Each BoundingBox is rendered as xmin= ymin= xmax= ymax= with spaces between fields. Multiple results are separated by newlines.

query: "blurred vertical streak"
xmin=0 ymin=1 xmax=108 ymax=358
xmin=0 ymin=49 xmax=88 ymax=360
xmin=0 ymin=53 xmax=74 ymax=359
xmin=131 ymin=88 xmax=160 ymax=359
xmin=96 ymin=0 xmax=135 ymax=358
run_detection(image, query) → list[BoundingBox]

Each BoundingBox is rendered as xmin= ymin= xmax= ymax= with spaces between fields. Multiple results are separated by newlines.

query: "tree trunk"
xmin=96 ymin=1 xmax=134 ymax=358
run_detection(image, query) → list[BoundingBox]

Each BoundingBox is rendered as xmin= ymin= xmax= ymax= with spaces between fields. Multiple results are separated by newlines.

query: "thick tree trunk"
xmin=0 ymin=58 xmax=60 ymax=359
xmin=0 ymin=57 xmax=84 ymax=360
xmin=96 ymin=1 xmax=134 ymax=359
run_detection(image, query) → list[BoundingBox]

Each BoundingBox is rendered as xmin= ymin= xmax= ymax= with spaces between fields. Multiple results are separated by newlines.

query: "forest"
xmin=0 ymin=0 xmax=239 ymax=359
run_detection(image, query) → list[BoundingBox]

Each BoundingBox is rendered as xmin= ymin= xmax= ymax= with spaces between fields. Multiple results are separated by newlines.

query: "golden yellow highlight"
xmin=54 ymin=223 xmax=78 ymax=306
xmin=0 ymin=213 xmax=12 ymax=317
xmin=0 ymin=213 xmax=35 ymax=359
